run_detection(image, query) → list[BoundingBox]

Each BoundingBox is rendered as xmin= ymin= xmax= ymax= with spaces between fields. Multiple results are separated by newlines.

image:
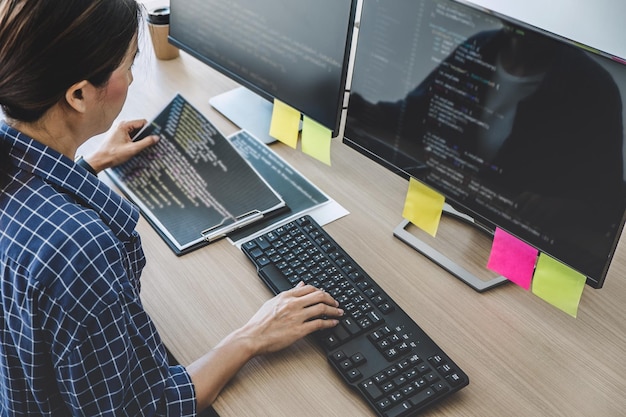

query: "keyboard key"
xmin=432 ymin=381 xmax=449 ymax=394
xmin=447 ymin=372 xmax=464 ymax=387
xmin=381 ymin=381 xmax=395 ymax=393
xmin=320 ymin=332 xmax=339 ymax=349
xmin=376 ymin=398 xmax=392 ymax=411
xmin=408 ymin=387 xmax=436 ymax=406
xmin=346 ymin=368 xmax=362 ymax=381
xmin=249 ymin=248 xmax=263 ymax=258
xmin=384 ymin=400 xmax=413 ymax=417
xmin=330 ymin=350 xmax=346 ymax=362
xmin=334 ymin=324 xmax=350 ymax=342
xmin=256 ymin=236 xmax=271 ymax=250
xmin=438 ymin=363 xmax=453 ymax=376
xmin=341 ymin=317 xmax=360 ymax=335
xmin=339 ymin=359 xmax=353 ymax=371
xmin=351 ymin=352 xmax=366 ymax=365
xmin=361 ymin=379 xmax=383 ymax=400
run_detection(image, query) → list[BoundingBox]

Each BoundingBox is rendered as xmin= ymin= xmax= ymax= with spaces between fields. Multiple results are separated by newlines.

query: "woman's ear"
xmin=65 ymin=80 xmax=91 ymax=113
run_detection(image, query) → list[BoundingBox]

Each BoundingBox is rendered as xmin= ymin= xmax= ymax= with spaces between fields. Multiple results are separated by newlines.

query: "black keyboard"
xmin=241 ymin=215 xmax=469 ymax=417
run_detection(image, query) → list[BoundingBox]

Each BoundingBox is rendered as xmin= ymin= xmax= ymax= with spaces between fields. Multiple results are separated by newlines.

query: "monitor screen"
xmin=169 ymin=0 xmax=357 ymax=136
xmin=344 ymin=0 xmax=626 ymax=288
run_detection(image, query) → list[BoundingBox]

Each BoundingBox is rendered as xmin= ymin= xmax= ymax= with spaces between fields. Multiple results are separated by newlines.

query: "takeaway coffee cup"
xmin=147 ymin=6 xmax=179 ymax=60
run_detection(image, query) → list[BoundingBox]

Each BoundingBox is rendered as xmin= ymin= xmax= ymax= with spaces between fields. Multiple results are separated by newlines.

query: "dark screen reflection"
xmin=345 ymin=0 xmax=626 ymax=284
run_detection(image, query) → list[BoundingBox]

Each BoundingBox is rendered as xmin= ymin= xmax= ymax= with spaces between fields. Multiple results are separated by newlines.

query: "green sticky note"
xmin=532 ymin=253 xmax=586 ymax=318
xmin=269 ymin=99 xmax=300 ymax=148
xmin=402 ymin=178 xmax=445 ymax=237
xmin=301 ymin=117 xmax=332 ymax=165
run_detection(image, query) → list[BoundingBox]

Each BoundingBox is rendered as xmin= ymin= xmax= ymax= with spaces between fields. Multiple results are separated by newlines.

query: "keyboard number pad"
xmin=359 ymin=352 xmax=463 ymax=417
xmin=369 ymin=325 xmax=416 ymax=361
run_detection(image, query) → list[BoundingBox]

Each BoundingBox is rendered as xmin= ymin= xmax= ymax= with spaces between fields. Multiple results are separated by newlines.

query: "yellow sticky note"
xmin=402 ymin=178 xmax=445 ymax=237
xmin=301 ymin=117 xmax=332 ymax=165
xmin=269 ymin=99 xmax=300 ymax=148
xmin=532 ymin=253 xmax=586 ymax=318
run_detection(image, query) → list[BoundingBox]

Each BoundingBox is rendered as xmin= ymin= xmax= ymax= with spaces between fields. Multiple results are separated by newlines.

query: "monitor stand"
xmin=393 ymin=204 xmax=509 ymax=292
xmin=209 ymin=86 xmax=277 ymax=144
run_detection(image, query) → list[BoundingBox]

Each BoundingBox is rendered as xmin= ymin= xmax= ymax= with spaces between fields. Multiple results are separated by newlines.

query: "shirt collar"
xmin=1 ymin=121 xmax=139 ymax=241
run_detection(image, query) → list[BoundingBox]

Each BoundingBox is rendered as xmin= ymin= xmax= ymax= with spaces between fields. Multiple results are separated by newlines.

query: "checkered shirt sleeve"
xmin=0 ymin=122 xmax=198 ymax=415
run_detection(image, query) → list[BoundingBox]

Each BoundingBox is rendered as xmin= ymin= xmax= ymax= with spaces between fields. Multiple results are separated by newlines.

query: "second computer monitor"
xmin=344 ymin=0 xmax=626 ymax=288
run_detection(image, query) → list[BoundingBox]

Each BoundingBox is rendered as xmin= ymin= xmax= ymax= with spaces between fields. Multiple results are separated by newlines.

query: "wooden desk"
xmin=85 ymin=46 xmax=626 ymax=417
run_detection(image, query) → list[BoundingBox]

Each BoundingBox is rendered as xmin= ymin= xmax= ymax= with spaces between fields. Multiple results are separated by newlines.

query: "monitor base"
xmin=393 ymin=213 xmax=509 ymax=292
xmin=209 ymin=87 xmax=276 ymax=144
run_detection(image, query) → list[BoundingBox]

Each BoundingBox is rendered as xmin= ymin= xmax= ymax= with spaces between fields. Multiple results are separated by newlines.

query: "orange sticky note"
xmin=532 ymin=253 xmax=586 ymax=317
xmin=269 ymin=99 xmax=300 ymax=148
xmin=487 ymin=228 xmax=538 ymax=290
xmin=301 ymin=117 xmax=332 ymax=165
xmin=402 ymin=178 xmax=444 ymax=237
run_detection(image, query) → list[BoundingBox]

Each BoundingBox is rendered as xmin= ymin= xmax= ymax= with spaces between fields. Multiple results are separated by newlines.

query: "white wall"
xmin=464 ymin=0 xmax=626 ymax=59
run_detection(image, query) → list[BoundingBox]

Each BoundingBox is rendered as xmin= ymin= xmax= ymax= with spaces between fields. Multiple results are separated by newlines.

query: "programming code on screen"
xmin=109 ymin=95 xmax=283 ymax=250
xmin=345 ymin=0 xmax=626 ymax=284
xmin=170 ymin=0 xmax=355 ymax=133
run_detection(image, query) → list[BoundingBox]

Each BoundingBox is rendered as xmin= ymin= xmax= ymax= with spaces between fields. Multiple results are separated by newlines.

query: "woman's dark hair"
xmin=0 ymin=0 xmax=142 ymax=122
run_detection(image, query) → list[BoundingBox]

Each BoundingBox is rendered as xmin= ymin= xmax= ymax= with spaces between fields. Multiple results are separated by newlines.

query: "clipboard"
xmin=107 ymin=94 xmax=286 ymax=255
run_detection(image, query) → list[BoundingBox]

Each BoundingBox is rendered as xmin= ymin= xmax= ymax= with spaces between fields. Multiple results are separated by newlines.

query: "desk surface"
xmin=83 ymin=44 xmax=626 ymax=417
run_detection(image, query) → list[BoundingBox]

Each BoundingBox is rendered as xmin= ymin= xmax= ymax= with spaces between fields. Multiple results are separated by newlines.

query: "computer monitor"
xmin=169 ymin=0 xmax=357 ymax=142
xmin=344 ymin=0 xmax=626 ymax=290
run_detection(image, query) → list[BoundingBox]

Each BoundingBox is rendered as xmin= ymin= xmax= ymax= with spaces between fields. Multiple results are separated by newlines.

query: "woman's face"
xmin=94 ymin=35 xmax=138 ymax=133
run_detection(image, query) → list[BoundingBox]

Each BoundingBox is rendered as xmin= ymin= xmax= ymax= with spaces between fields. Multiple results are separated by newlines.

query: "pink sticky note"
xmin=487 ymin=228 xmax=538 ymax=290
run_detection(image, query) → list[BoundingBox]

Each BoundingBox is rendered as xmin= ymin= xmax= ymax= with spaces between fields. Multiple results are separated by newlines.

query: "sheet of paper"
xmin=402 ymin=178 xmax=445 ymax=237
xmin=269 ymin=99 xmax=300 ymax=148
xmin=301 ymin=116 xmax=332 ymax=165
xmin=532 ymin=253 xmax=586 ymax=317
xmin=226 ymin=130 xmax=349 ymax=247
xmin=487 ymin=228 xmax=538 ymax=290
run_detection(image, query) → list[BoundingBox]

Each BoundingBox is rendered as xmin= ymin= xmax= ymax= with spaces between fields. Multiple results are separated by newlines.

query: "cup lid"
xmin=147 ymin=6 xmax=170 ymax=25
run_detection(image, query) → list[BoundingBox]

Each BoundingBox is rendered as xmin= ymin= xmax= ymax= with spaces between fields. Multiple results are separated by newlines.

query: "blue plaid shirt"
xmin=0 ymin=122 xmax=197 ymax=416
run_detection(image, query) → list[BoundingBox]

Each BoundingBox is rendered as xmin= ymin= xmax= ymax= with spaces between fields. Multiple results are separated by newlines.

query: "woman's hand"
xmin=188 ymin=283 xmax=343 ymax=409
xmin=242 ymin=282 xmax=343 ymax=356
xmin=85 ymin=119 xmax=159 ymax=173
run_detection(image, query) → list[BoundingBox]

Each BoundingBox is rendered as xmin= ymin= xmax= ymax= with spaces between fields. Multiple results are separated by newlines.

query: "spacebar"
xmin=258 ymin=264 xmax=293 ymax=294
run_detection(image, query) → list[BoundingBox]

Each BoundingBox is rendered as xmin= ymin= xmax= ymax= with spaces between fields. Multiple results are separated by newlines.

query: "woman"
xmin=0 ymin=1 xmax=343 ymax=415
